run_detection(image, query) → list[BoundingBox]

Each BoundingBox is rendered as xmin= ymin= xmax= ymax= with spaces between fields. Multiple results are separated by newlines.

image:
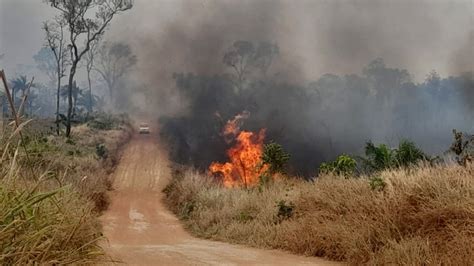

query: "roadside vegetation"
xmin=0 ymin=114 xmax=132 ymax=264
xmin=164 ymin=138 xmax=474 ymax=265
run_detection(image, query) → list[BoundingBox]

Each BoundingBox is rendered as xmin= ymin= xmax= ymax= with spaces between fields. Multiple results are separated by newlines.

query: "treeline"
xmin=1 ymin=1 xmax=135 ymax=137
xmin=160 ymin=41 xmax=474 ymax=176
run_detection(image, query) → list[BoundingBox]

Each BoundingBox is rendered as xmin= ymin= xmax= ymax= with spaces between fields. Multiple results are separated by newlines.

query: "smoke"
xmin=110 ymin=0 xmax=473 ymax=175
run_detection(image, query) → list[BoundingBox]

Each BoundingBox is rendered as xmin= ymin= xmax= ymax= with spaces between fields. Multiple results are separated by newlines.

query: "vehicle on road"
xmin=139 ymin=123 xmax=150 ymax=134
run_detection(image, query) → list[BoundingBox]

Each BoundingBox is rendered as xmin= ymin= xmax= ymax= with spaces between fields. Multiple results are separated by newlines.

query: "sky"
xmin=0 ymin=0 xmax=473 ymax=84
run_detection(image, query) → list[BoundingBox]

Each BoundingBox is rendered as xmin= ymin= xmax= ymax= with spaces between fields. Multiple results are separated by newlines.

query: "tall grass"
xmin=0 ymin=179 xmax=104 ymax=264
xmin=164 ymin=165 xmax=474 ymax=265
xmin=1 ymin=118 xmax=131 ymax=264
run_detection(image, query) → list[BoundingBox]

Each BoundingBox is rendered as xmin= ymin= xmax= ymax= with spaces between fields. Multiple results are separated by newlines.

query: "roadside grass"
xmin=0 ymin=176 xmax=103 ymax=264
xmin=1 ymin=116 xmax=132 ymax=264
xmin=164 ymin=165 xmax=474 ymax=265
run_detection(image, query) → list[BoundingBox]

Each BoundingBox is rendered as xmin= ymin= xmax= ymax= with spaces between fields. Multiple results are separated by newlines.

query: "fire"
xmin=222 ymin=110 xmax=250 ymax=143
xmin=209 ymin=129 xmax=269 ymax=188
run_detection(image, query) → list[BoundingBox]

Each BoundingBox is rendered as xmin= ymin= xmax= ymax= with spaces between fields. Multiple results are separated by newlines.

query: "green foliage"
xmin=262 ymin=142 xmax=290 ymax=174
xmin=364 ymin=142 xmax=396 ymax=171
xmin=395 ymin=140 xmax=427 ymax=167
xmin=369 ymin=176 xmax=386 ymax=191
xmin=362 ymin=140 xmax=427 ymax=172
xmin=319 ymin=154 xmax=357 ymax=177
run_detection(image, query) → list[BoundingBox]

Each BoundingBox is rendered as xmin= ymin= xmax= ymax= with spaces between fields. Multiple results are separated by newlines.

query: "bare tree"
xmin=223 ymin=41 xmax=279 ymax=92
xmin=45 ymin=0 xmax=133 ymax=137
xmin=40 ymin=17 xmax=68 ymax=135
xmin=95 ymin=41 xmax=137 ymax=106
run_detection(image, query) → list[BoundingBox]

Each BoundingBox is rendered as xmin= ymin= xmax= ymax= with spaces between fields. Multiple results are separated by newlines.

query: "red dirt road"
xmin=101 ymin=134 xmax=337 ymax=265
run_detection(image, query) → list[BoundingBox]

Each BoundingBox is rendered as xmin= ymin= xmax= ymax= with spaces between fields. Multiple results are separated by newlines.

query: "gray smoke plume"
xmin=108 ymin=0 xmax=473 ymax=175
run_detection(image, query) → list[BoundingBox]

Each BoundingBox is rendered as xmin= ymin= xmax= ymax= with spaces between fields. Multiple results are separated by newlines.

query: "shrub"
xmin=362 ymin=140 xmax=427 ymax=173
xmin=276 ymin=200 xmax=294 ymax=221
xmin=262 ymin=142 xmax=290 ymax=174
xmin=86 ymin=113 xmax=123 ymax=130
xmin=319 ymin=154 xmax=357 ymax=177
xmin=95 ymin=143 xmax=108 ymax=159
xmin=363 ymin=141 xmax=396 ymax=172
xmin=395 ymin=140 xmax=427 ymax=167
xmin=369 ymin=176 xmax=386 ymax=191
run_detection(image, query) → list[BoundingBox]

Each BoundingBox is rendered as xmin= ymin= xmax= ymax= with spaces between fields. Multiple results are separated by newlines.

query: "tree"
xmin=10 ymin=75 xmax=37 ymax=116
xmin=40 ymin=17 xmax=69 ymax=135
xmin=34 ymin=48 xmax=57 ymax=84
xmin=60 ymin=81 xmax=81 ymax=115
xmin=84 ymin=39 xmax=98 ymax=113
xmin=45 ymin=0 xmax=133 ymax=137
xmin=95 ymin=41 xmax=136 ymax=106
xmin=223 ymin=41 xmax=278 ymax=92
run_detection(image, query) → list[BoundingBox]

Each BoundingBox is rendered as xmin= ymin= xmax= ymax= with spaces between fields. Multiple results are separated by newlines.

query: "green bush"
xmin=369 ymin=176 xmax=386 ymax=191
xmin=262 ymin=142 xmax=290 ymax=174
xmin=319 ymin=154 xmax=357 ymax=177
xmin=395 ymin=140 xmax=427 ymax=167
xmin=363 ymin=142 xmax=396 ymax=172
xmin=362 ymin=140 xmax=427 ymax=172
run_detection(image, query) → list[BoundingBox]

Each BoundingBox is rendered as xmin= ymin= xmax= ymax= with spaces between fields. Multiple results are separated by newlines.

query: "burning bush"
xmin=208 ymin=111 xmax=292 ymax=188
xmin=209 ymin=129 xmax=269 ymax=188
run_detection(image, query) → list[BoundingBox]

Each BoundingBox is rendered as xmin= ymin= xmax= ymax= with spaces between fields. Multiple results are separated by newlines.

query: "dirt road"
xmin=101 ymin=134 xmax=337 ymax=265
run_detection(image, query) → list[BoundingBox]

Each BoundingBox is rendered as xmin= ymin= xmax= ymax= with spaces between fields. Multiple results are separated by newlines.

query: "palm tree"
xmin=10 ymin=75 xmax=37 ymax=115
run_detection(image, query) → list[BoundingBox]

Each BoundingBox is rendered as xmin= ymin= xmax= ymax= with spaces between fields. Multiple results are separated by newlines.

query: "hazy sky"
xmin=0 ymin=0 xmax=473 ymax=83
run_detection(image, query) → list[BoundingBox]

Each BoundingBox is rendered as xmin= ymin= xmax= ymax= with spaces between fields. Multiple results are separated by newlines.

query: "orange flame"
xmin=222 ymin=110 xmax=250 ymax=143
xmin=209 ymin=129 xmax=269 ymax=188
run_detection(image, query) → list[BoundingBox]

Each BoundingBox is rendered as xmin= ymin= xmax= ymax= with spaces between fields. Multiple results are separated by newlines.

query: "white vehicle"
xmin=139 ymin=123 xmax=150 ymax=134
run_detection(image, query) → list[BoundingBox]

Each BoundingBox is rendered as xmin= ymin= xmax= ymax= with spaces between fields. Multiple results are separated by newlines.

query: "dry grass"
xmin=164 ymin=165 xmax=474 ymax=265
xmin=20 ymin=123 xmax=132 ymax=211
xmin=1 ymin=119 xmax=132 ymax=264
xmin=0 ymin=178 xmax=103 ymax=264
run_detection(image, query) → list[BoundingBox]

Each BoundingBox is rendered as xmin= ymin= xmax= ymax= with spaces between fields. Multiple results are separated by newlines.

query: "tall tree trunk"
xmin=56 ymin=69 xmax=61 ymax=135
xmin=66 ymin=63 xmax=76 ymax=137
xmin=107 ymin=79 xmax=114 ymax=108
xmin=87 ymin=70 xmax=93 ymax=113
